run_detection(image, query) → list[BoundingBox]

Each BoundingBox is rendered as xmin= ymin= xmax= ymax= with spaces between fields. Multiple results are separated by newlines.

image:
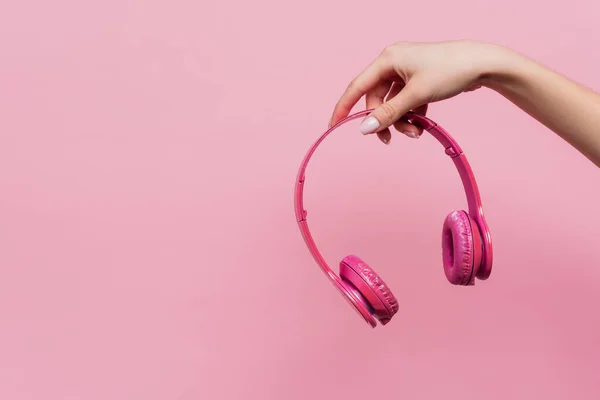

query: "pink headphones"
xmin=294 ymin=109 xmax=493 ymax=328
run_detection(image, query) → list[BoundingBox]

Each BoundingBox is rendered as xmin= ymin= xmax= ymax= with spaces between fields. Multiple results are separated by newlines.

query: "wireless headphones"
xmin=294 ymin=109 xmax=493 ymax=328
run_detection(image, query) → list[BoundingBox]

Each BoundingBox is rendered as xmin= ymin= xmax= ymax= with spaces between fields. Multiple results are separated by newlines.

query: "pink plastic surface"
xmin=340 ymin=255 xmax=399 ymax=325
xmin=442 ymin=210 xmax=483 ymax=285
xmin=294 ymin=109 xmax=493 ymax=326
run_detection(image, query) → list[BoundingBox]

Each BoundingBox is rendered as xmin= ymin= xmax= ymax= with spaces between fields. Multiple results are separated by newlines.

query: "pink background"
xmin=1 ymin=1 xmax=600 ymax=399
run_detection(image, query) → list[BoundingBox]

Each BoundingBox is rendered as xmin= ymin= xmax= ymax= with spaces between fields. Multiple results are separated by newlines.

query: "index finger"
xmin=330 ymin=56 xmax=393 ymax=127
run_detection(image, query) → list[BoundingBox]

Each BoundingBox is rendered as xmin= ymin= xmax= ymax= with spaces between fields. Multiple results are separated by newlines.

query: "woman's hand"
xmin=330 ymin=40 xmax=504 ymax=144
xmin=330 ymin=40 xmax=600 ymax=168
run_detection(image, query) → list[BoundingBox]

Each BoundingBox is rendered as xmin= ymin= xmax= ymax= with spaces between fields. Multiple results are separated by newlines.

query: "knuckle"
xmin=379 ymin=102 xmax=396 ymax=121
xmin=380 ymin=45 xmax=396 ymax=58
xmin=347 ymin=78 xmax=361 ymax=92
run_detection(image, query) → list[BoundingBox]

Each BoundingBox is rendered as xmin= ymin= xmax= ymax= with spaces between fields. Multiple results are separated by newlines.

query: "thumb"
xmin=359 ymin=82 xmax=426 ymax=135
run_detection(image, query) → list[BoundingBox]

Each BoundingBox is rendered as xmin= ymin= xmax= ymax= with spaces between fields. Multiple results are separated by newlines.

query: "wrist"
xmin=477 ymin=43 xmax=529 ymax=92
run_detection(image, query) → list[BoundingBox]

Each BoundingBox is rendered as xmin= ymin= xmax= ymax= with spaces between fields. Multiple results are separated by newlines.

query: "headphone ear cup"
xmin=441 ymin=211 xmax=483 ymax=285
xmin=339 ymin=255 xmax=399 ymax=325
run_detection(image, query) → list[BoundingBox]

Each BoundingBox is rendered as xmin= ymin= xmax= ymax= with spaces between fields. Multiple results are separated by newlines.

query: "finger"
xmin=366 ymin=80 xmax=393 ymax=109
xmin=413 ymin=103 xmax=428 ymax=116
xmin=376 ymin=129 xmax=392 ymax=145
xmin=358 ymin=81 xmax=428 ymax=135
xmin=385 ymin=81 xmax=404 ymax=101
xmin=384 ymin=81 xmax=407 ymax=136
xmin=393 ymin=120 xmax=421 ymax=138
xmin=365 ymin=81 xmax=393 ymax=145
xmin=393 ymin=103 xmax=429 ymax=138
xmin=330 ymin=57 xmax=393 ymax=127
xmin=464 ymin=83 xmax=482 ymax=92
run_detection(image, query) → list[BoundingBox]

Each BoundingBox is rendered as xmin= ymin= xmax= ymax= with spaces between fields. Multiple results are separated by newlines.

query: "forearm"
xmin=482 ymin=45 xmax=600 ymax=167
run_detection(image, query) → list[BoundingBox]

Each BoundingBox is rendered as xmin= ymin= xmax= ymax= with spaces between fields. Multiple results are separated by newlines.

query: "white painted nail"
xmin=360 ymin=117 xmax=380 ymax=135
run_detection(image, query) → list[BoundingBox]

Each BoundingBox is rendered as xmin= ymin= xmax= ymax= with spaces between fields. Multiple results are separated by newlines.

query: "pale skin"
xmin=330 ymin=40 xmax=600 ymax=168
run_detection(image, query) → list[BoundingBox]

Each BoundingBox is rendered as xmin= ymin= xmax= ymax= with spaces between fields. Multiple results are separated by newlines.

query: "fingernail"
xmin=381 ymin=137 xmax=390 ymax=145
xmin=359 ymin=116 xmax=380 ymax=135
xmin=403 ymin=130 xmax=419 ymax=139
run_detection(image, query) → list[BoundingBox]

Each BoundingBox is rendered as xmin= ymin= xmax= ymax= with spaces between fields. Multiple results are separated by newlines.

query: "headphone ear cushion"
xmin=339 ymin=255 xmax=399 ymax=324
xmin=441 ymin=210 xmax=482 ymax=285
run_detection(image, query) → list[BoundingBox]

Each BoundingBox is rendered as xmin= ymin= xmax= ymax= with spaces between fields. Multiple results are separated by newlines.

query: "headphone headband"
xmin=294 ymin=110 xmax=493 ymax=315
